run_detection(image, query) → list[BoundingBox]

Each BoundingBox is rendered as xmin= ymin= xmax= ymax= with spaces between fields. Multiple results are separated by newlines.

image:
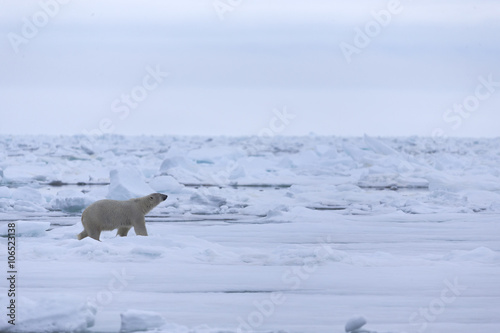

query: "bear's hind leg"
xmin=117 ymin=226 xmax=131 ymax=237
xmin=87 ymin=229 xmax=101 ymax=241
xmin=77 ymin=230 xmax=88 ymax=240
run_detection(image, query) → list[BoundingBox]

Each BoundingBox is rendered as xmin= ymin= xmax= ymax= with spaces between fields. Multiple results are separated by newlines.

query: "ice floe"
xmin=0 ymin=135 xmax=499 ymax=332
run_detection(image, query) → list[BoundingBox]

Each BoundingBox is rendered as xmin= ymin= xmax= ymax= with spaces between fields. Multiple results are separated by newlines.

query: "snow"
xmin=0 ymin=221 xmax=50 ymax=237
xmin=49 ymin=189 xmax=96 ymax=213
xmin=0 ymin=296 xmax=96 ymax=333
xmin=108 ymin=167 xmax=155 ymax=200
xmin=149 ymin=175 xmax=185 ymax=194
xmin=345 ymin=316 xmax=367 ymax=332
xmin=120 ymin=309 xmax=166 ymax=332
xmin=0 ymin=134 xmax=499 ymax=332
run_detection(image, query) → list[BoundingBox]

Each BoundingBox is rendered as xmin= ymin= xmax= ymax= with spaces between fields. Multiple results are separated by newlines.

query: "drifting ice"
xmin=345 ymin=316 xmax=367 ymax=332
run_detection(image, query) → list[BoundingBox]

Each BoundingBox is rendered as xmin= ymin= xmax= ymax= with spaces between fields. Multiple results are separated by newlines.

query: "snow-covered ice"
xmin=120 ymin=309 xmax=166 ymax=332
xmin=0 ymin=221 xmax=50 ymax=238
xmin=0 ymin=135 xmax=499 ymax=332
xmin=0 ymin=295 xmax=96 ymax=333
xmin=345 ymin=316 xmax=367 ymax=332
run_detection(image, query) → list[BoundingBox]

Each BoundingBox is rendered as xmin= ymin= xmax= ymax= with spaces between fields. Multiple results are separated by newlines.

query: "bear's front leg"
xmin=133 ymin=217 xmax=148 ymax=236
xmin=117 ymin=226 xmax=131 ymax=237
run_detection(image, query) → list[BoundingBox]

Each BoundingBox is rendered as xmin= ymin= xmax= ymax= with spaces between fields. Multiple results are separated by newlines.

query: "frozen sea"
xmin=0 ymin=135 xmax=499 ymax=333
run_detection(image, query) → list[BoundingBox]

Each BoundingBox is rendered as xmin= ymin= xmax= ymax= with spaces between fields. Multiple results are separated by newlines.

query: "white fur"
xmin=78 ymin=193 xmax=167 ymax=241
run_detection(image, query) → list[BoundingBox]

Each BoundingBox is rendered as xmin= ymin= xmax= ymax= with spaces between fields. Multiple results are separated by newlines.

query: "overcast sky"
xmin=1 ymin=0 xmax=499 ymax=137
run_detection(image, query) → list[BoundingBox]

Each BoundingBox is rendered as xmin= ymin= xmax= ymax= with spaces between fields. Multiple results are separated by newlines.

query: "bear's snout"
xmin=161 ymin=194 xmax=168 ymax=201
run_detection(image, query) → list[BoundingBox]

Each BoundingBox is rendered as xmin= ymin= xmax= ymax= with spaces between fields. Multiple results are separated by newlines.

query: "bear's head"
xmin=142 ymin=193 xmax=168 ymax=214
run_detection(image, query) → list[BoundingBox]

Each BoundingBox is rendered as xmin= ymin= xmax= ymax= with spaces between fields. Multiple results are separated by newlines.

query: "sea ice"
xmin=443 ymin=246 xmax=500 ymax=264
xmin=0 ymin=186 xmax=11 ymax=198
xmin=120 ymin=309 xmax=166 ymax=332
xmin=0 ymin=135 xmax=499 ymax=332
xmin=108 ymin=167 xmax=155 ymax=200
xmin=364 ymin=134 xmax=400 ymax=156
xmin=11 ymin=187 xmax=44 ymax=205
xmin=49 ymin=189 xmax=95 ymax=213
xmin=0 ymin=220 xmax=50 ymax=237
xmin=2 ymin=165 xmax=49 ymax=184
xmin=0 ymin=296 xmax=96 ymax=333
xmin=345 ymin=316 xmax=367 ymax=332
xmin=149 ymin=175 xmax=185 ymax=194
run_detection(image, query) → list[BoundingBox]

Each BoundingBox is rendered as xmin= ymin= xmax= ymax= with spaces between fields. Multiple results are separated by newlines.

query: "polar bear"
xmin=78 ymin=193 xmax=168 ymax=241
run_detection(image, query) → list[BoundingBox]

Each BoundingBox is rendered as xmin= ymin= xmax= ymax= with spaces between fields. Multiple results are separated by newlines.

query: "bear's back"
xmin=84 ymin=199 xmax=138 ymax=222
